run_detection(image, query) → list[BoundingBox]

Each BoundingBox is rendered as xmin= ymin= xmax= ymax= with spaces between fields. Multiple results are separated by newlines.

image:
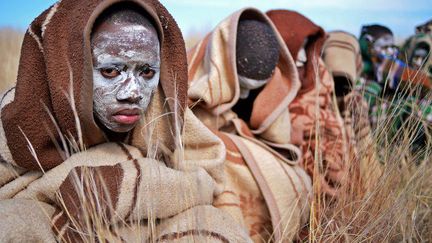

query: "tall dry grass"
xmin=1 ymin=26 xmax=432 ymax=242
xmin=308 ymin=79 xmax=432 ymax=242
xmin=0 ymin=28 xmax=23 ymax=93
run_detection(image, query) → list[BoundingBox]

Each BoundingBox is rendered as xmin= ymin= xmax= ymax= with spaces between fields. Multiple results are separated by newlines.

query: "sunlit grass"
xmin=0 ymin=28 xmax=22 ymax=93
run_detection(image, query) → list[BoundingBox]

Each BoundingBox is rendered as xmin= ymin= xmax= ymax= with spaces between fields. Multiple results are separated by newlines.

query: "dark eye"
xmin=100 ymin=68 xmax=120 ymax=79
xmin=140 ymin=65 xmax=156 ymax=79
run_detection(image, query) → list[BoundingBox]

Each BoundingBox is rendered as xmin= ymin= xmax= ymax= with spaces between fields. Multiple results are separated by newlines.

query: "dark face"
xmin=236 ymin=19 xmax=280 ymax=98
xmin=91 ymin=20 xmax=160 ymax=133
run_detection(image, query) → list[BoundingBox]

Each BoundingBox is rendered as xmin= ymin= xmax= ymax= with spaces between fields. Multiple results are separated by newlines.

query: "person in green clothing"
xmin=357 ymin=25 xmax=431 ymax=159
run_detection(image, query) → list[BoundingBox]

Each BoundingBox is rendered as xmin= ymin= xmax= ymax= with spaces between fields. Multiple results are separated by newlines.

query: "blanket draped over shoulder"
xmin=0 ymin=0 xmax=251 ymax=242
xmin=267 ymin=10 xmax=349 ymax=197
xmin=188 ymin=8 xmax=312 ymax=242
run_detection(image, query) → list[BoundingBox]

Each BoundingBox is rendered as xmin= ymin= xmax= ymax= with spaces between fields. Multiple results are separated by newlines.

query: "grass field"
xmin=0 ymin=28 xmax=22 ymax=93
xmin=1 ymin=28 xmax=431 ymax=242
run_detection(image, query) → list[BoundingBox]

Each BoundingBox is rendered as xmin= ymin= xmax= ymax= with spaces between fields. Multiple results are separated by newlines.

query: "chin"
xmin=95 ymin=114 xmax=139 ymax=134
xmin=109 ymin=124 xmax=137 ymax=133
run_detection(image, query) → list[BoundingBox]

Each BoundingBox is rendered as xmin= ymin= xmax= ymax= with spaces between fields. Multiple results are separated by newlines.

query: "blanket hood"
xmin=267 ymin=10 xmax=326 ymax=93
xmin=188 ymin=8 xmax=300 ymax=134
xmin=1 ymin=0 xmax=187 ymax=171
xmin=323 ymin=31 xmax=363 ymax=85
xmin=405 ymin=34 xmax=432 ymax=80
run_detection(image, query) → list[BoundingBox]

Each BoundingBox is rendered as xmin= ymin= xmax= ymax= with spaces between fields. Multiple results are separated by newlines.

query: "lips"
xmin=112 ymin=108 xmax=141 ymax=125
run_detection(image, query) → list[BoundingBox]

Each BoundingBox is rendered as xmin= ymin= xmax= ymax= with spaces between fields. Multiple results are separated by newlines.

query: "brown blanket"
xmin=188 ymin=8 xmax=311 ymax=242
xmin=0 ymin=0 xmax=251 ymax=242
xmin=267 ymin=10 xmax=349 ymax=197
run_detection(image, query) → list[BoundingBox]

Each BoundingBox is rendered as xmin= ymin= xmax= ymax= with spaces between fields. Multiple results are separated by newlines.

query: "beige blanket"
xmin=1 ymin=89 xmax=251 ymax=242
xmin=188 ymin=8 xmax=312 ymax=242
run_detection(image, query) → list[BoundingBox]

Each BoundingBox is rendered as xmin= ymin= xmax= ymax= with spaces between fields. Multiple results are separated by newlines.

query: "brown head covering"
xmin=267 ymin=10 xmax=326 ymax=92
xmin=1 ymin=0 xmax=187 ymax=171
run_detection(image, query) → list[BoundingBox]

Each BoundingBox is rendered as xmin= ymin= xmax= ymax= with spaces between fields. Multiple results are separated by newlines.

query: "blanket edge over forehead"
xmin=1 ymin=0 xmax=187 ymax=171
xmin=267 ymin=9 xmax=327 ymax=92
xmin=323 ymin=30 xmax=363 ymax=84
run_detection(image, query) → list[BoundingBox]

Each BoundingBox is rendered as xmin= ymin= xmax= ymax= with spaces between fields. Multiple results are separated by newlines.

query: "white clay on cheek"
xmin=91 ymin=23 xmax=161 ymax=132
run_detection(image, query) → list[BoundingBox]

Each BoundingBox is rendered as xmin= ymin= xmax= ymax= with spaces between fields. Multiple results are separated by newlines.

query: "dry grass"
xmin=308 ymin=80 xmax=432 ymax=242
xmin=1 ymin=27 xmax=431 ymax=242
xmin=0 ymin=28 xmax=23 ymax=93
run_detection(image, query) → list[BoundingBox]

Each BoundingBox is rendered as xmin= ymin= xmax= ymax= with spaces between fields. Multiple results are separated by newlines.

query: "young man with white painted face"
xmin=410 ymin=43 xmax=429 ymax=70
xmin=0 ymin=2 xmax=252 ymax=242
xmin=91 ymin=8 xmax=160 ymax=136
xmin=359 ymin=25 xmax=398 ymax=80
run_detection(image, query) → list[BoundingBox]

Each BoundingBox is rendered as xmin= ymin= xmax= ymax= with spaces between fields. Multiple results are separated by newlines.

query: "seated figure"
xmin=0 ymin=1 xmax=251 ymax=242
xmin=267 ymin=10 xmax=349 ymax=198
xmin=188 ymin=8 xmax=311 ymax=242
xmin=402 ymin=33 xmax=432 ymax=83
xmin=359 ymin=25 xmax=431 ymax=157
xmin=323 ymin=30 xmax=382 ymax=192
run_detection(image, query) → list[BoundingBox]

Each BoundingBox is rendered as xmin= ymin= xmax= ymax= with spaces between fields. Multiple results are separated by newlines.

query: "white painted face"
xmin=372 ymin=34 xmax=397 ymax=59
xmin=296 ymin=40 xmax=308 ymax=67
xmin=238 ymin=75 xmax=269 ymax=99
xmin=91 ymin=20 xmax=160 ymax=133
xmin=411 ymin=47 xmax=428 ymax=70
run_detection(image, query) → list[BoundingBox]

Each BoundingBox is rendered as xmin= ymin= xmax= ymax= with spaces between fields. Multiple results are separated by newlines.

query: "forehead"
xmin=374 ymin=34 xmax=394 ymax=46
xmin=92 ymin=22 xmax=160 ymax=59
xmin=92 ymin=21 xmax=159 ymax=48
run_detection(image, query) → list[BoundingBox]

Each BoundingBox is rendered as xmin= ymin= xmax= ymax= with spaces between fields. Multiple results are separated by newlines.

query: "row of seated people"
xmin=1 ymin=0 xmax=429 ymax=242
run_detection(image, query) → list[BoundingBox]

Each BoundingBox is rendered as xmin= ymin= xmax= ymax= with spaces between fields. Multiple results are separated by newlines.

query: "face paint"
xmin=372 ymin=34 xmax=398 ymax=60
xmin=296 ymin=40 xmax=308 ymax=67
xmin=296 ymin=47 xmax=307 ymax=67
xmin=238 ymin=75 xmax=269 ymax=99
xmin=411 ymin=48 xmax=428 ymax=70
xmin=92 ymin=21 xmax=160 ymax=133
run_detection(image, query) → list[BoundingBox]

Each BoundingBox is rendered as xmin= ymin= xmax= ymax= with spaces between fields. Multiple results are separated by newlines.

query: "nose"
xmin=116 ymin=76 xmax=143 ymax=103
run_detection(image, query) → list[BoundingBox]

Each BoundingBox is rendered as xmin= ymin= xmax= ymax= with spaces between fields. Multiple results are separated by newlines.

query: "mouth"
xmin=112 ymin=108 xmax=142 ymax=125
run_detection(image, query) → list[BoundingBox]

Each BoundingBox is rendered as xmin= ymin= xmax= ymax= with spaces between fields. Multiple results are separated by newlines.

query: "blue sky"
xmin=0 ymin=0 xmax=430 ymax=39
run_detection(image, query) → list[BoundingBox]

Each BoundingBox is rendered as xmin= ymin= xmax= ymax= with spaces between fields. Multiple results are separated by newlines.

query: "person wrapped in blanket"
xmin=358 ymin=24 xmax=431 ymax=158
xmin=401 ymin=32 xmax=432 ymax=154
xmin=188 ymin=8 xmax=312 ymax=242
xmin=323 ymin=31 xmax=382 ymax=193
xmin=0 ymin=1 xmax=252 ymax=242
xmin=267 ymin=10 xmax=350 ymax=198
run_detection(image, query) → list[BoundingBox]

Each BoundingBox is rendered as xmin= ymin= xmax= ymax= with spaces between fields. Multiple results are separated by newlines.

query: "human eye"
xmin=140 ymin=64 xmax=156 ymax=79
xmin=100 ymin=67 xmax=121 ymax=79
